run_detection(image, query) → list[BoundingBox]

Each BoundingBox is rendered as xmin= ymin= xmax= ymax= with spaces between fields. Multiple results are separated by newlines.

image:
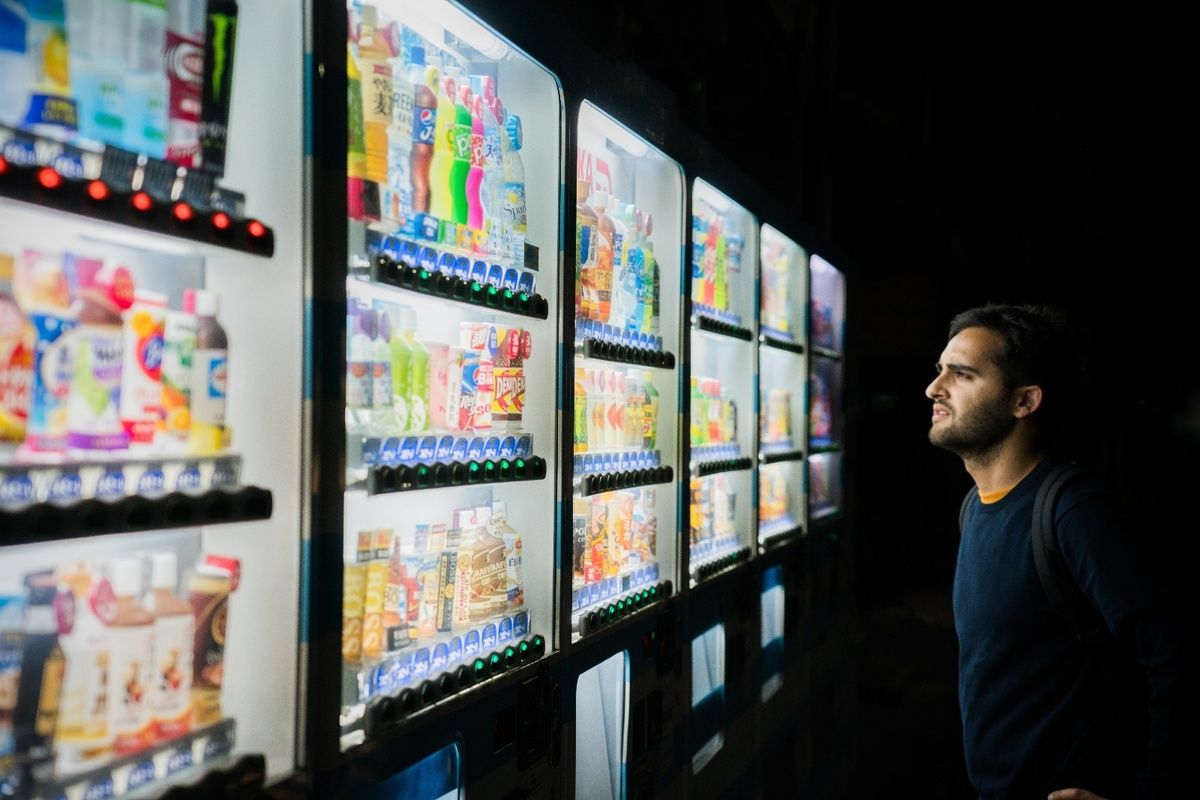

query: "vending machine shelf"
xmin=363 ymin=254 xmax=550 ymax=320
xmin=363 ymin=456 xmax=548 ymax=495
xmin=809 ymin=443 xmax=841 ymax=455
xmin=0 ymin=130 xmax=274 ymax=258
xmin=577 ymin=338 xmax=676 ymax=369
xmin=692 ymin=456 xmax=754 ymax=477
xmin=811 ymin=345 xmax=842 ymax=361
xmin=691 ymin=312 xmax=754 ymax=342
xmin=18 ymin=719 xmax=252 ymax=800
xmin=758 ymin=447 xmax=805 ymax=465
xmin=759 ymin=334 xmax=806 ymax=356
xmin=691 ymin=545 xmax=752 ymax=581
xmin=573 ymin=580 xmax=673 ymax=637
xmin=573 ymin=465 xmax=674 ymax=497
xmin=359 ymin=635 xmax=547 ymax=742
xmin=761 ymin=524 xmax=804 ymax=551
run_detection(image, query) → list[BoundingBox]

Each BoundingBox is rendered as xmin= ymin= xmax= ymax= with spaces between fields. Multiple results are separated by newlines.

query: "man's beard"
xmin=928 ymin=395 xmax=1015 ymax=459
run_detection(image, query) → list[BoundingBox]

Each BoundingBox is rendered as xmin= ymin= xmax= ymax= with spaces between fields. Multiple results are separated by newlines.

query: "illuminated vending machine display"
xmin=807 ymin=254 xmax=845 ymax=523
xmin=570 ymin=101 xmax=685 ymax=800
xmin=756 ymin=226 xmax=808 ymax=548
xmin=686 ymin=180 xmax=757 ymax=585
xmin=569 ymin=101 xmax=680 ymax=641
xmin=338 ymin=0 xmax=560 ymax=763
xmin=0 ymin=2 xmax=302 ymax=797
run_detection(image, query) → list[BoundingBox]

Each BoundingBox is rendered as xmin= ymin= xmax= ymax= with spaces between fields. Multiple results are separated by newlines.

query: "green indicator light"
xmin=505 ymin=646 xmax=516 ymax=659
xmin=489 ymin=653 xmax=501 ymax=666
xmin=519 ymin=292 xmax=528 ymax=301
xmin=515 ymin=458 xmax=525 ymax=468
xmin=488 ymin=286 xmax=499 ymax=295
xmin=471 ymin=282 xmax=482 ymax=292
xmin=532 ymin=635 xmax=544 ymax=647
xmin=607 ymin=604 xmax=616 ymax=616
xmin=419 ymin=269 xmax=430 ymax=280
xmin=616 ymin=600 xmax=625 ymax=613
xmin=500 ymin=459 xmax=510 ymax=469
xmin=474 ymin=658 xmax=487 ymax=672
xmin=417 ymin=466 xmax=429 ymax=477
xmin=519 ymin=640 xmax=530 ymax=654
xmin=649 ymin=586 xmax=657 ymax=597
xmin=504 ymin=289 xmax=513 ymax=299
xmin=469 ymin=462 xmax=479 ymax=472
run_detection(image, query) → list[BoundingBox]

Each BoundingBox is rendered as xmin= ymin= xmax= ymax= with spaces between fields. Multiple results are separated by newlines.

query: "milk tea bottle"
xmin=143 ymin=552 xmax=193 ymax=741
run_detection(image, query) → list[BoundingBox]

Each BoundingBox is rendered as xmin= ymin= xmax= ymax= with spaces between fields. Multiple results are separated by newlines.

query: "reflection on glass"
xmin=576 ymin=651 xmax=629 ymax=800
xmin=761 ymin=565 xmax=785 ymax=703
xmin=364 ymin=741 xmax=462 ymax=800
xmin=691 ymin=624 xmax=725 ymax=773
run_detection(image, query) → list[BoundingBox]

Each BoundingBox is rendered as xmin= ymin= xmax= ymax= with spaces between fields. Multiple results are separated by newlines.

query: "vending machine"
xmin=806 ymin=254 xmax=845 ymax=530
xmin=756 ymin=225 xmax=809 ymax=551
xmin=681 ymin=178 xmax=759 ymax=798
xmin=304 ymin=0 xmax=566 ymax=796
xmin=564 ymin=89 xmax=687 ymax=799
xmin=0 ymin=1 xmax=304 ymax=797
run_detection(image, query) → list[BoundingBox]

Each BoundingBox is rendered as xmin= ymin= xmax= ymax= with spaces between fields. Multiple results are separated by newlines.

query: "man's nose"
xmin=925 ymin=373 xmax=945 ymax=400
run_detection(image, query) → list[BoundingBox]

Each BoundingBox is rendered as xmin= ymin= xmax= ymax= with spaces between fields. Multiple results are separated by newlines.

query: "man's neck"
xmin=963 ymin=435 xmax=1044 ymax=496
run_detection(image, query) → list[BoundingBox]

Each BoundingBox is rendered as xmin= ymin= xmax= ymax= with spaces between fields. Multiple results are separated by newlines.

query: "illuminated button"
xmin=246 ymin=219 xmax=267 ymax=238
xmin=86 ymin=180 xmax=109 ymax=201
xmin=36 ymin=167 xmax=62 ymax=190
xmin=498 ymin=459 xmax=512 ymax=480
xmin=467 ymin=461 xmax=482 ymax=484
xmin=131 ymin=191 xmax=153 ymax=213
xmin=414 ymin=464 xmax=431 ymax=488
xmin=172 ymin=202 xmax=194 ymax=222
xmin=518 ymin=640 xmax=531 ymax=660
xmin=531 ymin=635 xmax=545 ymax=655
xmin=473 ymin=657 xmax=488 ymax=677
xmin=488 ymin=651 xmax=503 ymax=672
xmin=504 ymin=646 xmax=518 ymax=668
xmin=0 ymin=155 xmax=9 ymax=175
xmin=211 ymin=211 xmax=232 ymax=231
xmin=482 ymin=460 xmax=496 ymax=482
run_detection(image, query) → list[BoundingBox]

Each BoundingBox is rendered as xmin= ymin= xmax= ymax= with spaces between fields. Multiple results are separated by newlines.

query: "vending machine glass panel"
xmin=363 ymin=742 xmax=463 ymax=800
xmin=571 ymin=101 xmax=682 ymax=640
xmin=808 ymin=254 xmax=846 ymax=356
xmin=575 ymin=651 xmax=630 ymax=800
xmin=687 ymin=180 xmax=757 ymax=585
xmin=690 ymin=623 xmax=725 ymax=774
xmin=757 ymin=225 xmax=807 ymax=547
xmin=760 ymin=565 xmax=785 ymax=702
xmin=340 ymin=0 xmax=563 ymax=748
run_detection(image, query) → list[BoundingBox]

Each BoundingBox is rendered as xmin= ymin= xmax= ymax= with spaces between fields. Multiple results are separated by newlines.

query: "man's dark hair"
xmin=948 ymin=303 xmax=1088 ymax=454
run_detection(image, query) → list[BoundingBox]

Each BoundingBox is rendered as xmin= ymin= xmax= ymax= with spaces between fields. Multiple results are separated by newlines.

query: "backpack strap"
xmin=1030 ymin=462 xmax=1106 ymax=645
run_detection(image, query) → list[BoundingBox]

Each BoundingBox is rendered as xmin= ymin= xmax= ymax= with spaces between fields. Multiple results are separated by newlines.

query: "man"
xmin=925 ymin=303 xmax=1186 ymax=799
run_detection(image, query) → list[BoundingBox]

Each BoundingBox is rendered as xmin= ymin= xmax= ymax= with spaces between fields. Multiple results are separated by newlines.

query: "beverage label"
xmin=486 ymin=263 xmax=504 ymax=289
xmin=464 ymin=629 xmax=480 ymax=656
xmin=399 ymin=437 xmax=419 ymax=463
xmin=0 ymin=472 xmax=34 ymax=506
xmin=379 ymin=437 xmax=400 ymax=464
xmin=48 ymin=469 xmax=82 ymax=503
xmin=498 ymin=616 xmax=513 ymax=643
xmin=516 ymin=435 xmax=532 ymax=458
xmin=466 ymin=437 xmax=485 ymax=461
xmin=517 ymin=271 xmax=535 ymax=294
xmin=109 ymin=623 xmax=155 ymax=755
xmin=0 ymin=295 xmax=32 ymax=441
xmin=492 ymin=367 xmax=525 ymax=428
xmin=451 ymin=437 xmax=469 ymax=461
xmin=482 ymin=436 xmax=500 ymax=461
xmin=502 ymin=268 xmax=520 ymax=291
xmin=448 ymin=636 xmax=463 ymax=664
xmin=160 ymin=312 xmax=196 ymax=441
xmin=435 ymin=435 xmax=455 ymax=462
xmin=499 ymin=436 xmax=516 ymax=459
xmin=95 ymin=467 xmax=125 ymax=499
xmin=417 ymin=436 xmax=437 ymax=462
xmin=137 ymin=465 xmax=166 ymax=496
xmin=192 ymin=350 xmax=227 ymax=425
xmin=504 ymin=183 xmax=527 ymax=235
xmin=469 ymin=260 xmax=487 ymax=285
xmin=413 ymin=106 xmax=436 ymax=145
xmin=27 ymin=313 xmax=75 ymax=451
xmin=151 ymin=612 xmax=194 ymax=740
xmin=454 ymin=257 xmax=472 ymax=280
xmin=481 ymin=623 xmax=497 ymax=650
xmin=120 ymin=304 xmax=166 ymax=445
xmin=431 ymin=642 xmax=449 ymax=671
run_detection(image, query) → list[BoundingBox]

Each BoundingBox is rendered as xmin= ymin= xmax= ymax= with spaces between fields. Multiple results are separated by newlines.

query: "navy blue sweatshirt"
xmin=953 ymin=458 xmax=1186 ymax=799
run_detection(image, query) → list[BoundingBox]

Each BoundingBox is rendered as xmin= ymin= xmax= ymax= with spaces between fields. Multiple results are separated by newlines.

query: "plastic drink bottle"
xmin=0 ymin=254 xmax=32 ymax=442
xmin=466 ymin=93 xmax=486 ymax=233
xmin=68 ymin=0 xmax=129 ymax=148
xmin=23 ymin=0 xmax=77 ymax=137
xmin=345 ymin=300 xmax=371 ymax=431
xmin=387 ymin=305 xmax=412 ymax=431
xmin=410 ymin=57 xmax=437 ymax=215
xmin=164 ymin=0 xmax=205 ymax=165
xmin=371 ymin=309 xmax=397 ymax=434
xmin=356 ymin=5 xmax=391 ymax=187
xmin=592 ymin=191 xmax=615 ymax=324
xmin=429 ymin=69 xmax=455 ymax=222
xmin=187 ymin=289 xmax=228 ymax=455
xmin=573 ymin=367 xmax=588 ymax=453
xmin=143 ymin=551 xmax=193 ymax=742
xmin=396 ymin=307 xmax=428 ymax=433
xmin=642 ymin=371 xmax=659 ymax=450
xmin=472 ymin=76 xmax=505 ymax=255
xmin=576 ymin=181 xmax=598 ymax=321
xmin=54 ymin=563 xmax=112 ymax=773
xmin=450 ymin=81 xmax=472 ymax=227
xmin=0 ymin=4 xmax=30 ymax=129
xmin=346 ymin=43 xmax=367 ymax=219
xmin=160 ymin=290 xmax=196 ymax=444
xmin=503 ymin=114 xmax=528 ymax=263
xmin=123 ymin=0 xmax=168 ymax=157
xmin=386 ymin=47 xmax=414 ymax=227
xmin=118 ymin=288 xmax=166 ymax=448
xmin=68 ymin=260 xmax=133 ymax=453
xmin=107 ymin=557 xmax=155 ymax=756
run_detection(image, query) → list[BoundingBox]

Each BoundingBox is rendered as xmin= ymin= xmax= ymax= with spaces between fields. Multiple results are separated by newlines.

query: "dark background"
xmin=532 ymin=1 xmax=1198 ymax=795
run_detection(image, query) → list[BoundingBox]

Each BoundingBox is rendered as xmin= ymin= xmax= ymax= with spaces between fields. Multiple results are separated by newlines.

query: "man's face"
xmin=925 ymin=326 xmax=1017 ymax=456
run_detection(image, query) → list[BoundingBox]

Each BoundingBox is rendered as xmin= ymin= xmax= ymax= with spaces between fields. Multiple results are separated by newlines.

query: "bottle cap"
xmin=134 ymin=288 xmax=168 ymax=308
xmin=506 ymin=114 xmax=523 ymax=150
xmin=150 ymin=552 xmax=178 ymax=590
xmin=194 ymin=289 xmax=220 ymax=316
xmin=183 ymin=287 xmax=198 ymax=313
xmin=111 ymin=557 xmax=143 ymax=597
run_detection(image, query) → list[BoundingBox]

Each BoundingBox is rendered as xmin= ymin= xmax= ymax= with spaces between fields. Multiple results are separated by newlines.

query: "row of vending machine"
xmin=0 ymin=1 xmax=849 ymax=798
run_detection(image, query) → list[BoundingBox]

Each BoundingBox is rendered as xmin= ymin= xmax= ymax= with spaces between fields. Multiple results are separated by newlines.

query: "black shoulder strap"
xmin=1031 ymin=462 xmax=1106 ymax=645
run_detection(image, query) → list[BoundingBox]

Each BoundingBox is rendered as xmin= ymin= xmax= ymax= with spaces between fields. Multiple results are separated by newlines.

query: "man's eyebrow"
xmin=937 ymin=361 xmax=983 ymax=375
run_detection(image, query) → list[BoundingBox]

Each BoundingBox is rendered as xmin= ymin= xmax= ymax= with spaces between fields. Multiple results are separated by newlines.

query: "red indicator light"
xmin=172 ymin=202 xmax=194 ymax=222
xmin=246 ymin=219 xmax=266 ymax=238
xmin=211 ymin=211 xmax=232 ymax=231
xmin=86 ymin=180 xmax=110 ymax=202
xmin=0 ymin=156 xmax=9 ymax=175
xmin=36 ymin=167 xmax=62 ymax=190
xmin=131 ymin=192 xmax=153 ymax=212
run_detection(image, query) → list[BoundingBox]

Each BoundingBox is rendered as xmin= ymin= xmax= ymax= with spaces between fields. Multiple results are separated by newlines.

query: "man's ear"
xmin=1012 ymin=385 xmax=1043 ymax=418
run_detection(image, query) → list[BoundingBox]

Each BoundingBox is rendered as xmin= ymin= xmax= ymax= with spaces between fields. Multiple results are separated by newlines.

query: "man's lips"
xmin=932 ymin=404 xmax=950 ymax=421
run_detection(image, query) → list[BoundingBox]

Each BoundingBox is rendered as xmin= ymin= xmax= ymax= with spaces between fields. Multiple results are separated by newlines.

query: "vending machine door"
xmin=685 ymin=179 xmax=758 ymax=586
xmin=569 ymin=101 xmax=682 ymax=643
xmin=0 ymin=2 xmax=304 ymax=796
xmin=331 ymin=0 xmax=564 ymax=780
xmin=807 ymin=254 xmax=846 ymax=527
xmin=756 ymin=225 xmax=809 ymax=551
